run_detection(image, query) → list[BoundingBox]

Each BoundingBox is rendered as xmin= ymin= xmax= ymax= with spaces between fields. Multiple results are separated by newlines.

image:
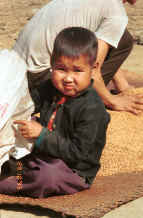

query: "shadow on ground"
xmin=0 ymin=203 xmax=75 ymax=218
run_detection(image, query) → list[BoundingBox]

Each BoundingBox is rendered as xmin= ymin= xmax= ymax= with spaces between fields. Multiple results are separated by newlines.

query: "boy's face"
xmin=51 ymin=55 xmax=95 ymax=97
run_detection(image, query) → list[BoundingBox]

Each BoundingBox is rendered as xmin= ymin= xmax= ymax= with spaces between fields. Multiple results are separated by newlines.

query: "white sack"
xmin=0 ymin=50 xmax=34 ymax=171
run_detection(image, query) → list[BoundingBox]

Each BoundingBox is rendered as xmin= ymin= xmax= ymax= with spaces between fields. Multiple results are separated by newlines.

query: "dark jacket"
xmin=33 ymin=80 xmax=110 ymax=185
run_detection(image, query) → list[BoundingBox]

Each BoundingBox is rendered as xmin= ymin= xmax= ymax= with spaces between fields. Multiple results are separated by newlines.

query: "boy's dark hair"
xmin=51 ymin=27 xmax=98 ymax=67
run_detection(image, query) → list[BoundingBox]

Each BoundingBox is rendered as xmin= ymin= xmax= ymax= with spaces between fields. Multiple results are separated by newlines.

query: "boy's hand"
xmin=14 ymin=120 xmax=43 ymax=139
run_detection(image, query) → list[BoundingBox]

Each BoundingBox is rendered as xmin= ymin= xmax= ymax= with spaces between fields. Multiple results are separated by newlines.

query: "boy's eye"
xmin=73 ymin=67 xmax=80 ymax=72
xmin=75 ymin=69 xmax=81 ymax=72
xmin=73 ymin=66 xmax=83 ymax=72
xmin=55 ymin=67 xmax=66 ymax=71
xmin=58 ymin=68 xmax=65 ymax=71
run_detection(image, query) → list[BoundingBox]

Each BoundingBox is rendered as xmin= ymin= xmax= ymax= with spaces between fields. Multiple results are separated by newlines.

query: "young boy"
xmin=0 ymin=27 xmax=110 ymax=198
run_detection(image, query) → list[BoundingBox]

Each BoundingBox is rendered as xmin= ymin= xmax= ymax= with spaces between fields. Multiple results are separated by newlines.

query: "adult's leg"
xmin=101 ymin=29 xmax=134 ymax=86
xmin=27 ymin=68 xmax=51 ymax=88
xmin=27 ymin=69 xmax=51 ymax=109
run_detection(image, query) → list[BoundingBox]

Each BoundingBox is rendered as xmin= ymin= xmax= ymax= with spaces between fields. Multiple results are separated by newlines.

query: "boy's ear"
xmin=94 ymin=62 xmax=99 ymax=69
xmin=91 ymin=62 xmax=99 ymax=76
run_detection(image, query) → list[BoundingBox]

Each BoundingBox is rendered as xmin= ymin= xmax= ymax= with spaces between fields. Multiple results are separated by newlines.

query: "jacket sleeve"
xmin=34 ymin=104 xmax=110 ymax=167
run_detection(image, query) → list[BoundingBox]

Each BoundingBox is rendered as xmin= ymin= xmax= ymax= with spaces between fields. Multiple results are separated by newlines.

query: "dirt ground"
xmin=0 ymin=0 xmax=142 ymax=73
xmin=125 ymin=0 xmax=143 ymax=44
xmin=0 ymin=0 xmax=143 ymax=49
xmin=0 ymin=0 xmax=50 ymax=49
xmin=0 ymin=0 xmax=142 ymax=71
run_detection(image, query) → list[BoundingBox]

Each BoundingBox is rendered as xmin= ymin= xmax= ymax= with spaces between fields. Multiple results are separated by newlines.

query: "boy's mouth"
xmin=64 ymin=85 xmax=74 ymax=90
xmin=63 ymin=83 xmax=75 ymax=90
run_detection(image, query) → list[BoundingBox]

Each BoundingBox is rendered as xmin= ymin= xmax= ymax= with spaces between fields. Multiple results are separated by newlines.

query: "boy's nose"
xmin=64 ymin=74 xmax=74 ymax=82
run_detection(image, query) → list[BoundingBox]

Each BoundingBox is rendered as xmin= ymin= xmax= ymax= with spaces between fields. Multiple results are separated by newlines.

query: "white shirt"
xmin=13 ymin=0 xmax=128 ymax=73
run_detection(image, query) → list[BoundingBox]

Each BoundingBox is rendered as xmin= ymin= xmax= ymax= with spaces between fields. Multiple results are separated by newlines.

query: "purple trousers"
xmin=0 ymin=155 xmax=89 ymax=198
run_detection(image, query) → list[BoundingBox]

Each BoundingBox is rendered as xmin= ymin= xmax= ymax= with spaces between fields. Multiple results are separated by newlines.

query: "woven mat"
xmin=0 ymin=72 xmax=143 ymax=218
xmin=0 ymin=172 xmax=143 ymax=218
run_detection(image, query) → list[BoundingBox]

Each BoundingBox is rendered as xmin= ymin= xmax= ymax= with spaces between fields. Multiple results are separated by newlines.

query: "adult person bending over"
xmin=13 ymin=0 xmax=143 ymax=114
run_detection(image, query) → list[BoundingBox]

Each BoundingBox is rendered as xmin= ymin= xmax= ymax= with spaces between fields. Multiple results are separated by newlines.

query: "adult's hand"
xmin=110 ymin=90 xmax=143 ymax=114
xmin=14 ymin=120 xmax=43 ymax=139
